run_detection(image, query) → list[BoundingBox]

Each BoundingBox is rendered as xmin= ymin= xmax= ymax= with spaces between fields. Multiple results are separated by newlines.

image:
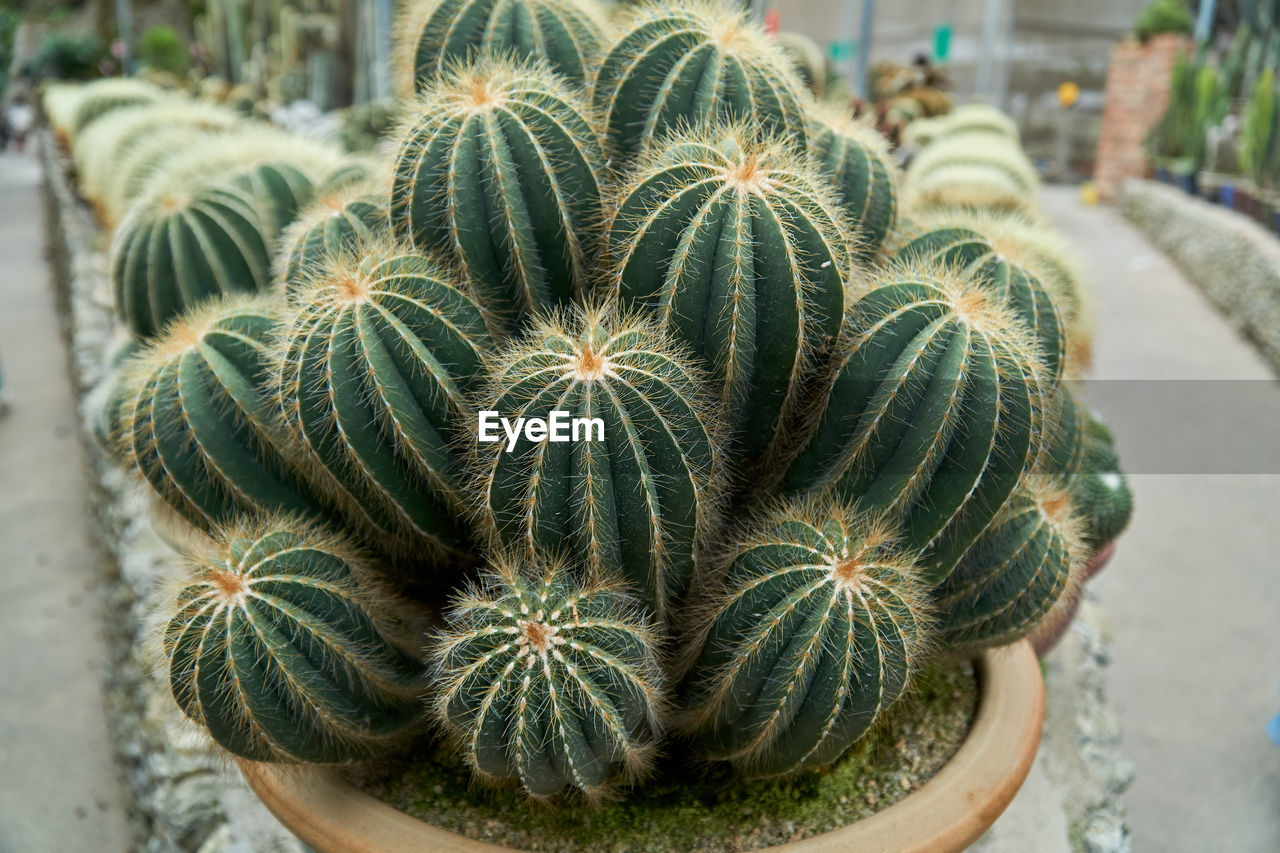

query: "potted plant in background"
xmin=1148 ymin=52 xmax=1227 ymax=196
xmin=1238 ymin=67 xmax=1279 ymax=220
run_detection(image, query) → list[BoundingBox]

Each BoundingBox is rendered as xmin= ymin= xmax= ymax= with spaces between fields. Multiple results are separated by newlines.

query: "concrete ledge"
xmin=1119 ymin=180 xmax=1280 ymax=375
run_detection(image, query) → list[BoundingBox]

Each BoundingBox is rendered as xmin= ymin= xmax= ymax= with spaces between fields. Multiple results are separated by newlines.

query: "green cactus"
xmin=396 ymin=0 xmax=609 ymax=93
xmin=278 ymin=187 xmax=389 ymax=288
xmin=473 ymin=305 xmax=722 ymax=620
xmin=163 ymin=516 xmax=425 ymax=763
xmin=111 ymin=182 xmax=272 ymax=339
xmin=276 ymin=244 xmax=493 ymax=559
xmin=67 ymin=78 xmax=162 ymax=138
xmin=907 ymin=135 xmax=1039 ymax=196
xmin=939 ymin=103 xmax=1020 ymax=143
xmin=114 ymin=296 xmax=333 ymax=532
xmin=933 ymin=477 xmax=1082 ymax=649
xmin=228 ymin=161 xmax=316 ymax=241
xmin=807 ymin=105 xmax=900 ymax=261
xmin=431 ymin=554 xmax=664 ymax=799
xmin=592 ymin=1 xmax=808 ymax=159
xmin=607 ymin=124 xmax=848 ymax=464
xmin=906 ymin=162 xmax=1037 ymax=216
xmin=780 ymin=262 xmax=1048 ymax=583
xmin=896 ymin=225 xmax=1066 ymax=380
xmin=1071 ymin=412 xmax=1134 ymax=552
xmin=391 ymin=59 xmax=605 ymax=333
xmin=680 ymin=498 xmax=929 ymax=777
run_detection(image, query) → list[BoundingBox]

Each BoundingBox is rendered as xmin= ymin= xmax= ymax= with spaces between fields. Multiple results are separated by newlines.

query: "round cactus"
xmin=807 ymin=105 xmax=900 ymax=260
xmin=907 ymin=136 xmax=1039 ymax=196
xmin=473 ymin=305 xmax=723 ymax=620
xmin=933 ymin=477 xmax=1082 ymax=650
xmin=680 ymin=499 xmax=930 ymax=777
xmin=896 ymin=224 xmax=1066 ymax=380
xmin=1071 ymin=412 xmax=1134 ymax=552
xmin=905 ymin=163 xmax=1036 ymax=216
xmin=780 ymin=261 xmax=1048 ymax=583
xmin=163 ymin=517 xmax=425 ymax=763
xmin=939 ymin=103 xmax=1020 ymax=143
xmin=276 ymin=243 xmax=493 ymax=558
xmin=111 ymin=181 xmax=272 ymax=339
xmin=607 ymin=124 xmax=849 ymax=464
xmin=228 ymin=161 xmax=316 ymax=240
xmin=391 ymin=59 xmax=605 ymax=333
xmin=278 ymin=187 xmax=390 ymax=288
xmin=67 ymin=78 xmax=162 ymax=138
xmin=396 ymin=0 xmax=609 ymax=92
xmin=431 ymin=554 xmax=664 ymax=799
xmin=592 ymin=1 xmax=808 ymax=159
xmin=115 ymin=296 xmax=332 ymax=532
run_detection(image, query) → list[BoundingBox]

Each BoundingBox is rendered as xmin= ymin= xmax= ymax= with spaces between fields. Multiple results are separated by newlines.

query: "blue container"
xmin=1221 ymin=183 xmax=1237 ymax=208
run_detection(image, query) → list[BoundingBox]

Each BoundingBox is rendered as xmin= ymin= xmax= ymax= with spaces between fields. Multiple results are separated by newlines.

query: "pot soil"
xmin=241 ymin=641 xmax=1043 ymax=853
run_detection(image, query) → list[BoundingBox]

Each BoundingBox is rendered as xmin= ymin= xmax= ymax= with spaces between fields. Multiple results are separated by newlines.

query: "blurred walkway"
xmin=0 ymin=149 xmax=130 ymax=850
xmin=1042 ymin=187 xmax=1280 ymax=852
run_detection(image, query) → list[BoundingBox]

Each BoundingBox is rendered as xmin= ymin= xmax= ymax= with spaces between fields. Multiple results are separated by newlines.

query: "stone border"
xmin=1119 ymin=179 xmax=1280 ymax=375
xmin=39 ymin=129 xmax=304 ymax=853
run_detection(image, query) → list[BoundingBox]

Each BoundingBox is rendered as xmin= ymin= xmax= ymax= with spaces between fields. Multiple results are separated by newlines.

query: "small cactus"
xmin=278 ymin=186 xmax=390 ymax=288
xmin=896 ymin=224 xmax=1066 ymax=380
xmin=780 ymin=261 xmax=1048 ymax=583
xmin=276 ymin=243 xmax=492 ymax=558
xmin=396 ymin=0 xmax=609 ymax=92
xmin=111 ymin=182 xmax=272 ymax=339
xmin=592 ymin=1 xmax=807 ymax=158
xmin=228 ymin=161 xmax=316 ymax=241
xmin=473 ymin=305 xmax=722 ymax=620
xmin=680 ymin=498 xmax=929 ymax=777
xmin=67 ymin=78 xmax=162 ymax=137
xmin=431 ymin=554 xmax=664 ymax=799
xmin=115 ymin=296 xmax=331 ymax=531
xmin=1071 ymin=412 xmax=1134 ymax=552
xmin=607 ymin=124 xmax=848 ymax=464
xmin=807 ymin=105 xmax=900 ymax=260
xmin=905 ymin=163 xmax=1037 ymax=216
xmin=391 ymin=59 xmax=605 ymax=333
xmin=163 ymin=516 xmax=425 ymax=763
xmin=907 ymin=136 xmax=1039 ymax=197
xmin=933 ymin=477 xmax=1082 ymax=649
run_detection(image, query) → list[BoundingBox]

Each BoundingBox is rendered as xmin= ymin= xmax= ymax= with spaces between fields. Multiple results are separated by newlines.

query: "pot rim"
xmin=240 ymin=640 xmax=1043 ymax=853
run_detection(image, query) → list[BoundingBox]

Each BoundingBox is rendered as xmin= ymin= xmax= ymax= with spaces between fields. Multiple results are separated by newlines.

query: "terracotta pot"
xmin=240 ymin=641 xmax=1044 ymax=853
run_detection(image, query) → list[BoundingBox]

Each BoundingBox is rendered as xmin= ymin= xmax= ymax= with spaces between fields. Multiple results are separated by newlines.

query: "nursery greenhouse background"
xmin=1 ymin=0 xmax=1278 ymax=851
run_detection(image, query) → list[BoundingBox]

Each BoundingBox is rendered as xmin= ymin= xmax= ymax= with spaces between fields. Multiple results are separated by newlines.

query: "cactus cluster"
xmin=63 ymin=0 xmax=1131 ymax=801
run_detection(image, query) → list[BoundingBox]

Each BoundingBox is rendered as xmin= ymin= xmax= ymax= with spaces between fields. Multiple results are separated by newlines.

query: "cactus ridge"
xmin=607 ymin=123 xmax=850 ymax=464
xmin=276 ymin=242 xmax=493 ymax=558
xmin=806 ymin=104 xmax=900 ymax=260
xmin=592 ymin=0 xmax=808 ymax=159
xmin=391 ymin=58 xmax=605 ymax=333
xmin=680 ymin=498 xmax=929 ymax=777
xmin=897 ymin=225 xmax=1066 ymax=381
xmin=431 ymin=554 xmax=665 ymax=799
xmin=278 ymin=186 xmax=390 ymax=288
xmin=473 ymin=304 xmax=724 ymax=620
xmin=780 ymin=260 xmax=1048 ymax=583
xmin=395 ymin=0 xmax=609 ymax=93
xmin=163 ymin=516 xmax=425 ymax=763
xmin=228 ymin=161 xmax=317 ymax=241
xmin=116 ymin=296 xmax=332 ymax=531
xmin=111 ymin=182 xmax=272 ymax=339
xmin=934 ymin=477 xmax=1082 ymax=649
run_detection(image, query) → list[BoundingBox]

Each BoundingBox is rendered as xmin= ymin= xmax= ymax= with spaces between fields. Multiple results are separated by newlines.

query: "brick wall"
xmin=1094 ymin=34 xmax=1189 ymax=200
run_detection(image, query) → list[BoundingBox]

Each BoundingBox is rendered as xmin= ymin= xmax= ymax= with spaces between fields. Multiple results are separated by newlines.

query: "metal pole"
xmin=1194 ymin=0 xmax=1216 ymax=44
xmin=374 ymin=0 xmax=393 ymax=100
xmin=855 ymin=0 xmax=875 ymax=98
xmin=976 ymin=0 xmax=1001 ymax=98
xmin=995 ymin=0 xmax=1016 ymax=110
xmin=114 ymin=0 xmax=133 ymax=75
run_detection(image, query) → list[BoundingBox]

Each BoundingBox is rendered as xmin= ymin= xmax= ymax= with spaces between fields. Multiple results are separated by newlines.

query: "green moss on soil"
xmin=347 ymin=661 xmax=978 ymax=852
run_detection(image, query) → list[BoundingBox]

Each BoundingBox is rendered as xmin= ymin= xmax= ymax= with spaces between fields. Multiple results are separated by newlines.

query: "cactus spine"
xmin=278 ymin=188 xmax=389 ymax=287
xmin=391 ymin=59 xmax=605 ymax=333
xmin=592 ymin=1 xmax=808 ymax=159
xmin=431 ymin=555 xmax=664 ymax=799
xmin=607 ymin=125 xmax=848 ymax=463
xmin=397 ymin=0 xmax=609 ymax=92
xmin=164 ymin=517 xmax=425 ymax=763
xmin=780 ymin=262 xmax=1047 ymax=583
xmin=680 ymin=499 xmax=929 ymax=777
xmin=111 ymin=182 xmax=272 ymax=339
xmin=115 ymin=297 xmax=331 ymax=532
xmin=474 ymin=306 xmax=721 ymax=620
xmin=807 ymin=106 xmax=900 ymax=260
xmin=276 ymin=245 xmax=492 ymax=558
xmin=897 ymin=225 xmax=1066 ymax=380
xmin=933 ymin=478 xmax=1082 ymax=649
